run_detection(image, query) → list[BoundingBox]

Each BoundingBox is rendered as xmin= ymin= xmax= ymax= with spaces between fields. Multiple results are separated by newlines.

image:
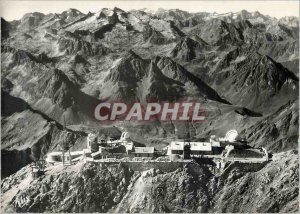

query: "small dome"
xmin=225 ymin=130 xmax=238 ymax=142
xmin=120 ymin=132 xmax=130 ymax=140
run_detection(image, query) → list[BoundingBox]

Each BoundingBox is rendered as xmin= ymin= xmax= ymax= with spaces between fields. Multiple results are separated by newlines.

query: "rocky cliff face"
xmin=211 ymin=151 xmax=298 ymax=213
xmin=1 ymin=163 xmax=133 ymax=212
xmin=1 ymin=151 xmax=298 ymax=213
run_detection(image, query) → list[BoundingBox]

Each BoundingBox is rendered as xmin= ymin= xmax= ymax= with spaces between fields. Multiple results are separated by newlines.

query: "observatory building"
xmin=166 ymin=130 xmax=241 ymax=157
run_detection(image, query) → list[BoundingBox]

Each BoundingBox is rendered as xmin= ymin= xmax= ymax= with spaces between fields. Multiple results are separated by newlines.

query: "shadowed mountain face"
xmin=101 ymin=50 xmax=230 ymax=103
xmin=210 ymin=50 xmax=298 ymax=111
xmin=154 ymin=55 xmax=230 ymax=104
xmin=239 ymin=99 xmax=299 ymax=153
xmin=170 ymin=37 xmax=208 ymax=61
xmin=1 ymin=46 xmax=101 ymax=124
xmin=0 ymin=7 xmax=299 ymax=212
xmin=101 ymin=50 xmax=185 ymax=102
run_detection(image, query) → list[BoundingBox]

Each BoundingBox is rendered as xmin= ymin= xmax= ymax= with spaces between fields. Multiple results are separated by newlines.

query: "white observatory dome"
xmin=120 ymin=132 xmax=130 ymax=141
xmin=225 ymin=130 xmax=238 ymax=142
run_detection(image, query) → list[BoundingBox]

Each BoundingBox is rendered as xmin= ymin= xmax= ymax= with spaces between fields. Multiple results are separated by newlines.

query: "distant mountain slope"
xmin=2 ymin=46 xmax=101 ymax=124
xmin=101 ymin=50 xmax=231 ymax=104
xmin=101 ymin=50 xmax=185 ymax=102
xmin=210 ymin=49 xmax=298 ymax=111
xmin=188 ymin=18 xmax=245 ymax=45
xmin=1 ymin=92 xmax=87 ymax=177
xmin=240 ymin=99 xmax=299 ymax=152
xmin=155 ymin=55 xmax=229 ymax=103
xmin=170 ymin=37 xmax=209 ymax=61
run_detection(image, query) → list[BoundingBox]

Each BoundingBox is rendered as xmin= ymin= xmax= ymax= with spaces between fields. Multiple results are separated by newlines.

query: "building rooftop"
xmin=170 ymin=141 xmax=185 ymax=150
xmin=169 ymin=141 xmax=213 ymax=151
xmin=125 ymin=142 xmax=134 ymax=151
xmin=190 ymin=142 xmax=212 ymax=151
xmin=135 ymin=147 xmax=155 ymax=154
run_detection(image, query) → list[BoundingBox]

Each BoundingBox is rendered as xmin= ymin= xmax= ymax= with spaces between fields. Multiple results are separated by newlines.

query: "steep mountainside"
xmin=1 ymin=91 xmax=87 ymax=176
xmin=240 ymin=99 xmax=299 ymax=152
xmin=1 ymin=46 xmax=101 ymax=124
xmin=1 ymin=151 xmax=298 ymax=213
xmin=101 ymin=51 xmax=185 ymax=102
xmin=210 ymin=50 xmax=298 ymax=111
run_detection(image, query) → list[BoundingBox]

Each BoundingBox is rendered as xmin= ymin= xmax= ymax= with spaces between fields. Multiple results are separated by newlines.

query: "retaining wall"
xmin=86 ymin=160 xmax=188 ymax=172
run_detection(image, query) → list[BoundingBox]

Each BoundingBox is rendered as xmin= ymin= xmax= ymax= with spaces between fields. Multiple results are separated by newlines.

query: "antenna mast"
xmin=62 ymin=116 xmax=66 ymax=166
xmin=63 ymin=116 xmax=72 ymax=165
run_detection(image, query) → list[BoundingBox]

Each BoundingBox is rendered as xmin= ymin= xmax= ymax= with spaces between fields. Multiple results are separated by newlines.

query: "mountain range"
xmin=1 ymin=7 xmax=299 ymax=213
